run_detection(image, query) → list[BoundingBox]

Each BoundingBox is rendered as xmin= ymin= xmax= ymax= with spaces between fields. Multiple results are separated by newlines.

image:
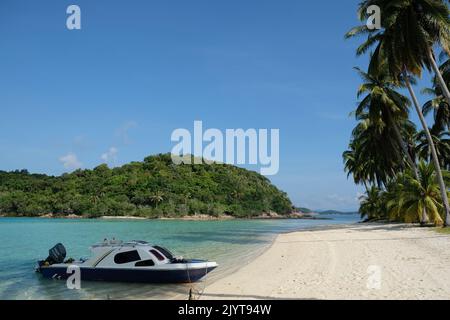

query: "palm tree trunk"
xmin=389 ymin=118 xmax=419 ymax=178
xmin=428 ymin=49 xmax=450 ymax=106
xmin=404 ymin=72 xmax=450 ymax=226
xmin=422 ymin=208 xmax=429 ymax=225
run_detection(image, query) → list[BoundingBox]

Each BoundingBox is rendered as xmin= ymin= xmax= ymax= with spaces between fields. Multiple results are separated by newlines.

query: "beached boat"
xmin=36 ymin=240 xmax=218 ymax=283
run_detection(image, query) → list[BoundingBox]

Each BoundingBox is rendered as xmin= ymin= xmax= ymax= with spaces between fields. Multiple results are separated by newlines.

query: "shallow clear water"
xmin=0 ymin=215 xmax=359 ymax=300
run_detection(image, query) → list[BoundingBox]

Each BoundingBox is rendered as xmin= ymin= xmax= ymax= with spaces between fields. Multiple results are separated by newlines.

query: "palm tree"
xmin=149 ymin=191 xmax=164 ymax=208
xmin=344 ymin=112 xmax=412 ymax=188
xmin=348 ymin=0 xmax=450 ymax=102
xmin=387 ymin=161 xmax=445 ymax=226
xmin=346 ymin=0 xmax=450 ymax=225
xmin=354 ymin=66 xmax=418 ymax=177
xmin=359 ymin=186 xmax=384 ymax=221
xmin=416 ymin=128 xmax=450 ymax=169
xmin=423 ymin=57 xmax=450 ymax=132
xmin=343 ymin=144 xmax=370 ymax=191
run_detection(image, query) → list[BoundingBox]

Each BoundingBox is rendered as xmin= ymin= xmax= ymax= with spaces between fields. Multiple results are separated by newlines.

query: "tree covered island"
xmin=0 ymin=154 xmax=293 ymax=218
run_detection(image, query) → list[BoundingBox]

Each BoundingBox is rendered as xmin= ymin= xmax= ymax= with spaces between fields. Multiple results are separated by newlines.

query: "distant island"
xmin=0 ymin=153 xmax=295 ymax=219
xmin=295 ymin=207 xmax=359 ymax=215
xmin=319 ymin=210 xmax=359 ymax=215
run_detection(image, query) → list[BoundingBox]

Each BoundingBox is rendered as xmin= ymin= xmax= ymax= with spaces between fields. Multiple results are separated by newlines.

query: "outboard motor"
xmin=46 ymin=243 xmax=66 ymax=265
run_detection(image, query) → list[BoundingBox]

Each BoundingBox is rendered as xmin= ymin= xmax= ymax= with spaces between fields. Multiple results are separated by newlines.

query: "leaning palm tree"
xmin=388 ymin=161 xmax=445 ymax=226
xmin=346 ymin=0 xmax=450 ymax=225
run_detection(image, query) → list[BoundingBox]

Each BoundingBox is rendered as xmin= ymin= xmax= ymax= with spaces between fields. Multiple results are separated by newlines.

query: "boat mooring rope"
xmin=187 ymin=261 xmax=209 ymax=300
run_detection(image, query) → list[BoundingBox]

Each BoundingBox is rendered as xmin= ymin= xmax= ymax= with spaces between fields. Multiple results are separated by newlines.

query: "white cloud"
xmin=59 ymin=153 xmax=82 ymax=170
xmin=101 ymin=147 xmax=118 ymax=166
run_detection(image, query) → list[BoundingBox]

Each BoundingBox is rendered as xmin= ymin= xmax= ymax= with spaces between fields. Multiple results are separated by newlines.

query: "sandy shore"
xmin=201 ymin=224 xmax=450 ymax=300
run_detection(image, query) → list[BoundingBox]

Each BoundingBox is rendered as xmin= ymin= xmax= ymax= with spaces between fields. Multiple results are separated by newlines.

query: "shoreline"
xmin=0 ymin=212 xmax=335 ymax=221
xmin=182 ymin=223 xmax=359 ymax=300
xmin=200 ymin=223 xmax=450 ymax=300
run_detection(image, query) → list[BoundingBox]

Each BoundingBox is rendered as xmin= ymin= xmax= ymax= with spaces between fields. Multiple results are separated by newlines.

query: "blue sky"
xmin=0 ymin=1 xmax=436 ymax=211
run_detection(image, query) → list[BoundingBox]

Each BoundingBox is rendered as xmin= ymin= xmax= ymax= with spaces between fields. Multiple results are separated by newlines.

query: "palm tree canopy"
xmin=346 ymin=0 xmax=450 ymax=78
xmin=416 ymin=127 xmax=450 ymax=168
xmin=354 ymin=66 xmax=411 ymax=121
xmin=423 ymin=57 xmax=450 ymax=131
xmin=344 ymin=67 xmax=418 ymax=188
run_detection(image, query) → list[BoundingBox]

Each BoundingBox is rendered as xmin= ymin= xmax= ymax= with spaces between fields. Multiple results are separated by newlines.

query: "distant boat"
xmin=36 ymin=240 xmax=218 ymax=283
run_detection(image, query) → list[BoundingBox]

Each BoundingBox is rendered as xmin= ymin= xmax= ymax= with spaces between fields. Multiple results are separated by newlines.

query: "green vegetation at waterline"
xmin=0 ymin=154 xmax=293 ymax=218
xmin=344 ymin=0 xmax=450 ymax=226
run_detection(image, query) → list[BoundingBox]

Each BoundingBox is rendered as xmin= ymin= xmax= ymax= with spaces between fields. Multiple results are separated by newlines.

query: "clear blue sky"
xmin=0 ymin=1 xmax=435 ymax=211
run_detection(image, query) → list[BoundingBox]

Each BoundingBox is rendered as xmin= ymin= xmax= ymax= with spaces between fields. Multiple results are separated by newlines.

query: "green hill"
xmin=0 ymin=153 xmax=293 ymax=218
xmin=296 ymin=207 xmax=314 ymax=214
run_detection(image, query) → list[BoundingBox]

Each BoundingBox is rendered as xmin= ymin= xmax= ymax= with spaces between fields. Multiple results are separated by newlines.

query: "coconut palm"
xmin=346 ymin=0 xmax=450 ymax=225
xmin=387 ymin=161 xmax=445 ymax=226
xmin=344 ymin=114 xmax=407 ymax=188
xmin=423 ymin=58 xmax=450 ymax=132
xmin=359 ymin=186 xmax=384 ymax=220
xmin=149 ymin=191 xmax=165 ymax=208
xmin=343 ymin=143 xmax=370 ymax=191
xmin=347 ymin=0 xmax=450 ymax=99
xmin=416 ymin=128 xmax=450 ymax=169
xmin=354 ymin=66 xmax=418 ymax=176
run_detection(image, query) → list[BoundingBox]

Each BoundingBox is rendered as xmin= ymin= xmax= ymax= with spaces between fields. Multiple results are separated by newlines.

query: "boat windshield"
xmin=153 ymin=246 xmax=174 ymax=260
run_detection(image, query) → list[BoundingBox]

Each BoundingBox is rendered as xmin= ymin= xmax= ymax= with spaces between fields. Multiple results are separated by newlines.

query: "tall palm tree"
xmin=354 ymin=66 xmax=418 ymax=177
xmin=344 ymin=114 xmax=407 ymax=188
xmin=348 ymin=0 xmax=450 ymax=102
xmin=346 ymin=0 xmax=450 ymax=225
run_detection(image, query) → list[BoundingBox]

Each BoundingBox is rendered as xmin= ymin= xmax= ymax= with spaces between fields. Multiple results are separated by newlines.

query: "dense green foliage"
xmin=345 ymin=0 xmax=450 ymax=226
xmin=358 ymin=162 xmax=450 ymax=225
xmin=0 ymin=154 xmax=293 ymax=218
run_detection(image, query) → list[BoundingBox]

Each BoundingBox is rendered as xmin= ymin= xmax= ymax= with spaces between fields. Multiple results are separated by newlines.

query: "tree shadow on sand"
xmin=200 ymin=292 xmax=317 ymax=300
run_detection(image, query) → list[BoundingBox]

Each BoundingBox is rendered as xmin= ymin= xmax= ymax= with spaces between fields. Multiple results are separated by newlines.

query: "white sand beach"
xmin=201 ymin=224 xmax=450 ymax=300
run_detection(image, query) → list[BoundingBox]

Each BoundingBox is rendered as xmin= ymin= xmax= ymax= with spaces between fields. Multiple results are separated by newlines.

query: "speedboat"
xmin=36 ymin=240 xmax=218 ymax=283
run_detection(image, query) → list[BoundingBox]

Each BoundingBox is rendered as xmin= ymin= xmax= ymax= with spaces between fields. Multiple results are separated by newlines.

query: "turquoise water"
xmin=0 ymin=215 xmax=359 ymax=300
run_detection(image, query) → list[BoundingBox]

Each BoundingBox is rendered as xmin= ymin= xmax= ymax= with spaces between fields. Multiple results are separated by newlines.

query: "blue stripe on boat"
xmin=39 ymin=265 xmax=216 ymax=283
